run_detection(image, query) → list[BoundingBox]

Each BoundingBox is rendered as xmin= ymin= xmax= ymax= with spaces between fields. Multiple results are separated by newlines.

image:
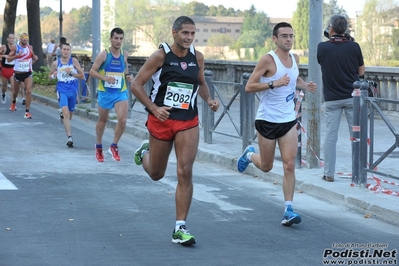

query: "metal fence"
xmin=352 ymin=81 xmax=399 ymax=186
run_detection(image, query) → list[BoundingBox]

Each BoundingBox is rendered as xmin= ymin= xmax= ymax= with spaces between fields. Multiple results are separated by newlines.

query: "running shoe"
xmin=9 ymin=102 xmax=17 ymax=111
xmin=66 ymin=137 xmax=73 ymax=148
xmin=134 ymin=140 xmax=149 ymax=165
xmin=237 ymin=145 xmax=255 ymax=172
xmin=22 ymin=98 xmax=26 ymax=105
xmin=1 ymin=95 xmax=5 ymax=104
xmin=281 ymin=206 xmax=302 ymax=226
xmin=172 ymin=225 xmax=196 ymax=245
xmin=24 ymin=112 xmax=32 ymax=119
xmin=108 ymin=145 xmax=121 ymax=161
xmin=58 ymin=109 xmax=64 ymax=124
xmin=95 ymin=146 xmax=104 ymax=162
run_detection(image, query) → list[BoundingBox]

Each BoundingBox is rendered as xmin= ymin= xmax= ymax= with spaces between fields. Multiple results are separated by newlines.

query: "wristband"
xmin=51 ymin=73 xmax=56 ymax=79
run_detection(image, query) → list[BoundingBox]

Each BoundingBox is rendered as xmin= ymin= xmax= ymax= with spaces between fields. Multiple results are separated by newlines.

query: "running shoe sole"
xmin=281 ymin=215 xmax=302 ymax=226
xmin=134 ymin=140 xmax=149 ymax=165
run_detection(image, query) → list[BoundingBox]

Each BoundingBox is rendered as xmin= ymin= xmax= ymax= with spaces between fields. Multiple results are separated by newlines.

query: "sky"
xmin=0 ymin=0 xmax=365 ymax=18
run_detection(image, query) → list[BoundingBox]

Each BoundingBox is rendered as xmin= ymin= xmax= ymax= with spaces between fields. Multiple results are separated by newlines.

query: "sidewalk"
xmin=32 ymin=93 xmax=399 ymax=227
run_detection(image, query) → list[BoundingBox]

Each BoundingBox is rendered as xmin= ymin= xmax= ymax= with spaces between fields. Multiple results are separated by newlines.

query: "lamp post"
xmin=59 ymin=0 xmax=63 ymax=40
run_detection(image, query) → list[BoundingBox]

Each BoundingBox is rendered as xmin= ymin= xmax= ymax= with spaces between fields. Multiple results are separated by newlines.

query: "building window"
xmin=204 ymin=39 xmax=207 ymax=43
xmin=220 ymin=27 xmax=226 ymax=33
xmin=204 ymin=29 xmax=208 ymax=32
xmin=235 ymin=29 xmax=240 ymax=33
xmin=196 ymin=28 xmax=200 ymax=32
xmin=195 ymin=39 xmax=198 ymax=42
xmin=227 ymin=29 xmax=231 ymax=33
xmin=211 ymin=29 xmax=217 ymax=33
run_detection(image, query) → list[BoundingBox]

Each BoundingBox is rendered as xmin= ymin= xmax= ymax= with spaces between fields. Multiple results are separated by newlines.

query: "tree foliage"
xmin=292 ymin=0 xmax=310 ymax=50
xmin=233 ymin=5 xmax=272 ymax=60
xmin=356 ymin=0 xmax=398 ymax=65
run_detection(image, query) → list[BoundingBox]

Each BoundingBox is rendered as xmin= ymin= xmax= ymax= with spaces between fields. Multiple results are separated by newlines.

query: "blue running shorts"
xmin=57 ymin=90 xmax=77 ymax=112
xmin=97 ymin=90 xmax=128 ymax=110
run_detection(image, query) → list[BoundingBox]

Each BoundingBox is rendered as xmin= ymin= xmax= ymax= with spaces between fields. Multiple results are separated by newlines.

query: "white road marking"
xmin=0 ymin=172 xmax=18 ymax=190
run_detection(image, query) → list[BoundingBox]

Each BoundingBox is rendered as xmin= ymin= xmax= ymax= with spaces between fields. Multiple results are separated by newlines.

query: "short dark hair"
xmin=60 ymin=43 xmax=71 ymax=49
xmin=110 ymin=27 xmax=124 ymax=38
xmin=172 ymin=16 xmax=195 ymax=31
xmin=60 ymin=37 xmax=66 ymax=43
xmin=330 ymin=15 xmax=347 ymax=35
xmin=273 ymin=22 xmax=293 ymax=37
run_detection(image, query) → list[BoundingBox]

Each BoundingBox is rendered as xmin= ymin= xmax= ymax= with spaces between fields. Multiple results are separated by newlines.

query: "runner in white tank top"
xmin=236 ymin=22 xmax=317 ymax=227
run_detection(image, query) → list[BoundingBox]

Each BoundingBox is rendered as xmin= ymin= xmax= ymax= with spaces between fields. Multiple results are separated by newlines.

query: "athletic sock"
xmin=246 ymin=152 xmax=254 ymax=162
xmin=175 ymin=220 xmax=185 ymax=231
xmin=284 ymin=201 xmax=293 ymax=212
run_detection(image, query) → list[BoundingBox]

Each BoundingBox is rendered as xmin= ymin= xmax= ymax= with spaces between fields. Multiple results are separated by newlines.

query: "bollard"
xmin=203 ymin=70 xmax=214 ymax=144
xmin=359 ymin=81 xmax=369 ymax=187
xmin=352 ymin=81 xmax=361 ymax=184
xmin=241 ymin=73 xmax=254 ymax=152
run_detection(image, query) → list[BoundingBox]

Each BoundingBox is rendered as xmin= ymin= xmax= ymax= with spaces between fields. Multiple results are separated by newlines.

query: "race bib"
xmin=15 ymin=60 xmax=29 ymax=71
xmin=164 ymin=82 xmax=193 ymax=109
xmin=104 ymin=72 xmax=122 ymax=89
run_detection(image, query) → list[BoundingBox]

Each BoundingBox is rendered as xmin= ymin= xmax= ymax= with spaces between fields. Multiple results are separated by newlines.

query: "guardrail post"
xmin=359 ymin=81 xmax=369 ymax=187
xmin=88 ymin=61 xmax=97 ymax=109
xmin=203 ymin=70 xmax=214 ymax=144
xmin=295 ymin=89 xmax=303 ymax=168
xmin=352 ymin=81 xmax=361 ymax=184
xmin=127 ymin=63 xmax=132 ymax=119
xmin=241 ymin=73 xmax=254 ymax=151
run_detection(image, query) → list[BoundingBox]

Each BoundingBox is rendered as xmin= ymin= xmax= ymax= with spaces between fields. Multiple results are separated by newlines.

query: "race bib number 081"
xmin=164 ymin=82 xmax=193 ymax=109
xmin=104 ymin=72 xmax=123 ymax=89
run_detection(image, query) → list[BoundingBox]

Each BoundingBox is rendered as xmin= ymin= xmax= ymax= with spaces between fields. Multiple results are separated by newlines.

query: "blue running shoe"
xmin=281 ymin=206 xmax=302 ymax=226
xmin=237 ymin=145 xmax=255 ymax=173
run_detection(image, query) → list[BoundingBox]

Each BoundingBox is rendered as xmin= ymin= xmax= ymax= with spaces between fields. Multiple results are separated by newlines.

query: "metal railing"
xmin=352 ymin=81 xmax=399 ymax=186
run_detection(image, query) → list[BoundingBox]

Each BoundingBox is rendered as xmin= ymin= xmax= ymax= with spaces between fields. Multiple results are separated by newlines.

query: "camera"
xmin=323 ymin=26 xmax=354 ymax=41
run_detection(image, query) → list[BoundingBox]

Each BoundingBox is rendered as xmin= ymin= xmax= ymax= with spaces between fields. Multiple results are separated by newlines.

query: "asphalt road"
xmin=0 ymin=102 xmax=398 ymax=266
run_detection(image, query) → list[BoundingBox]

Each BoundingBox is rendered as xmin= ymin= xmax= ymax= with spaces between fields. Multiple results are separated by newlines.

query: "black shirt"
xmin=317 ymin=37 xmax=364 ymax=101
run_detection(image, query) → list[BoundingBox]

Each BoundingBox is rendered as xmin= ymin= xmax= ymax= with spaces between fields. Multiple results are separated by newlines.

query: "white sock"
xmin=246 ymin=152 xmax=253 ymax=162
xmin=285 ymin=201 xmax=293 ymax=212
xmin=175 ymin=220 xmax=185 ymax=231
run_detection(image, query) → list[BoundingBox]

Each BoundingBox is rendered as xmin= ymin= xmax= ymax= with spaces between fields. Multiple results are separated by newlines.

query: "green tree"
xmin=181 ymin=1 xmax=209 ymax=16
xmin=323 ymin=0 xmax=351 ymax=37
xmin=292 ymin=0 xmax=309 ymax=50
xmin=356 ymin=0 xmax=397 ymax=65
xmin=106 ymin=0 xmax=181 ymax=53
xmin=233 ymin=5 xmax=272 ymax=60
xmin=70 ymin=6 xmax=92 ymax=46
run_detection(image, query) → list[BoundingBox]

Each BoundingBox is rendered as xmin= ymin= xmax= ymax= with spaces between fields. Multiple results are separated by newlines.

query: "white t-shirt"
xmin=47 ymin=43 xmax=55 ymax=54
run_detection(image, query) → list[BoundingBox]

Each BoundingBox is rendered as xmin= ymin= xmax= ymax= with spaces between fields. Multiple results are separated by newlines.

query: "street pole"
xmin=306 ymin=0 xmax=323 ymax=168
xmin=90 ymin=0 xmax=101 ymax=108
xmin=59 ymin=0 xmax=63 ymax=40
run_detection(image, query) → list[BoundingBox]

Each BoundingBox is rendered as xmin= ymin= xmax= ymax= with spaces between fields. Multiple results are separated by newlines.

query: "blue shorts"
xmin=57 ymin=90 xmax=77 ymax=112
xmin=97 ymin=90 xmax=128 ymax=110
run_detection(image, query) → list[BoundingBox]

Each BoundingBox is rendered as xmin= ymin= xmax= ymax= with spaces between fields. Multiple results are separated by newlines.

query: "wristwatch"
xmin=69 ymin=71 xmax=73 ymax=76
xmin=268 ymin=81 xmax=274 ymax=89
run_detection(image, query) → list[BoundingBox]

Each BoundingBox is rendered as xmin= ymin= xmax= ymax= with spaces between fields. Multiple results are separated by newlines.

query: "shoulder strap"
xmin=159 ymin=42 xmax=170 ymax=54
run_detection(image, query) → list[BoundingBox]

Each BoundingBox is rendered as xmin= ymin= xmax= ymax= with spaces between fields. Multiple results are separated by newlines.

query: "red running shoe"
xmin=108 ymin=145 xmax=121 ymax=161
xmin=9 ymin=102 xmax=17 ymax=111
xmin=95 ymin=146 xmax=104 ymax=162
